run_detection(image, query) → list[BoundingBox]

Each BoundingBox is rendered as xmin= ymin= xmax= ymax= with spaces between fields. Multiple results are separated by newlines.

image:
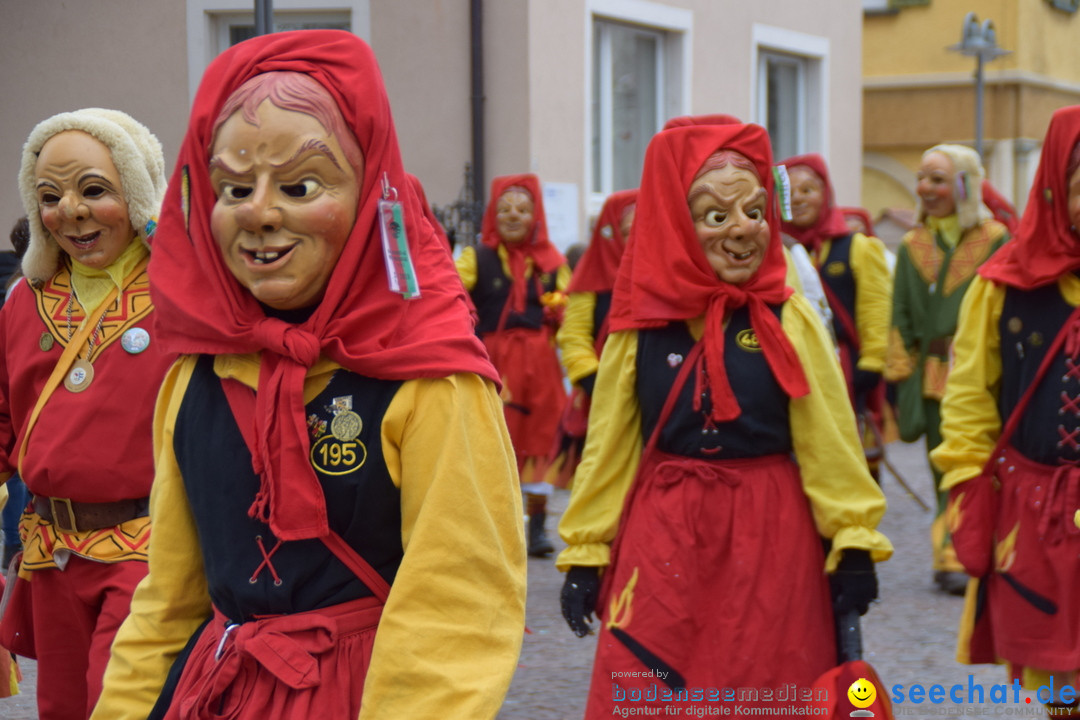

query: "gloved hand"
xmin=578 ymin=373 xmax=597 ymax=397
xmin=854 ymin=369 xmax=882 ymax=397
xmin=560 ymin=565 xmax=600 ymax=637
xmin=829 ymin=549 xmax=878 ymax=617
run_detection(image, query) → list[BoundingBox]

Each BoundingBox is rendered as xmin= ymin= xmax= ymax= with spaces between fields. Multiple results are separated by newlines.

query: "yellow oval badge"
xmin=735 ymin=328 xmax=762 ymax=352
xmin=310 ymin=436 xmax=367 ymax=476
xmin=826 ymin=261 xmax=847 ymax=277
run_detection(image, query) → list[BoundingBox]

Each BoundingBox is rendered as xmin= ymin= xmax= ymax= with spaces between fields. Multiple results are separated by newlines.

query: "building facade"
xmin=1 ymin=0 xmax=865 ymax=251
xmin=862 ymin=0 xmax=1080 ymax=236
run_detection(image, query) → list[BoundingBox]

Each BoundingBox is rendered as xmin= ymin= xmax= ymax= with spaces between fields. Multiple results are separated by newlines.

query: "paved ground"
xmin=0 ymin=440 xmax=1051 ymax=719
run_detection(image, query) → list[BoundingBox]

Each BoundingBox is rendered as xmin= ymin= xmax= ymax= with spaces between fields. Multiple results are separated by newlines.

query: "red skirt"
xmin=163 ymin=597 xmax=382 ymax=720
xmin=482 ymin=327 xmax=566 ymax=460
xmin=586 ymin=451 xmax=835 ymax=717
xmin=977 ymin=447 xmax=1080 ymax=672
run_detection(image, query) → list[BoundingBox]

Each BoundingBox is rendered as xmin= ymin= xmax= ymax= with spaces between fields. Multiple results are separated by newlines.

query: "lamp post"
xmin=948 ymin=12 xmax=1010 ymax=161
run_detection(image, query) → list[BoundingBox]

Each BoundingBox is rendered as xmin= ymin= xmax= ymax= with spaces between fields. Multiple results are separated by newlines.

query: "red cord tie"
xmin=1061 ymin=391 xmax=1080 ymax=417
xmin=250 ymin=535 xmax=284 ymax=587
xmin=1057 ymin=425 xmax=1080 ymax=452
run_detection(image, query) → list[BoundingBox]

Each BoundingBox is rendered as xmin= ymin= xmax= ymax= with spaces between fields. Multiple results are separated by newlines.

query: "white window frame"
xmin=750 ymin=24 xmax=829 ymax=162
xmin=185 ymin=0 xmax=371 ymax=102
xmin=585 ymin=0 xmax=691 ymax=217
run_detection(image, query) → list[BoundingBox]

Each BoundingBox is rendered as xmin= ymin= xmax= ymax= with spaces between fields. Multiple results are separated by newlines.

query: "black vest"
xmin=998 ymin=283 xmax=1080 ymax=465
xmin=593 ymin=290 xmax=613 ymax=341
xmin=174 ymin=356 xmax=404 ymax=623
xmin=819 ymin=233 xmax=857 ymax=347
xmin=472 ymin=246 xmax=557 ymax=334
xmin=636 ymin=309 xmax=792 ymax=459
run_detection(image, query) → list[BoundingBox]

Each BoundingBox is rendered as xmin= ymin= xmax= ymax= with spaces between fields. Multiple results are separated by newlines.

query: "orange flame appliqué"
xmin=607 ymin=567 xmax=639 ymax=630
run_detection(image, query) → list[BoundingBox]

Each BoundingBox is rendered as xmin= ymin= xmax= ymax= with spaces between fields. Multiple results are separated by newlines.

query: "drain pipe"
xmin=470 ymin=0 xmax=485 ymax=221
xmin=254 ymin=0 xmax=273 ymax=35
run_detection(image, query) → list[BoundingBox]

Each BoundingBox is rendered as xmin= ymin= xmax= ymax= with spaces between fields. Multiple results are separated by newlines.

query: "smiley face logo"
xmin=847 ymin=677 xmax=876 ymax=709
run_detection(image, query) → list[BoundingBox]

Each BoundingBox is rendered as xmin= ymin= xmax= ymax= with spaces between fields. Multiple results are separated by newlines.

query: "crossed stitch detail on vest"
xmin=250 ymin=535 xmax=284 ymax=586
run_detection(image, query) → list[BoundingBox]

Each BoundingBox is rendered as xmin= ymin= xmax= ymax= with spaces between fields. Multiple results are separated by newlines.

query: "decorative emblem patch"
xmin=666 ymin=353 xmax=684 ymax=368
xmin=1007 ymin=317 xmax=1022 ymax=334
xmin=826 ymin=261 xmax=847 ymax=277
xmin=735 ymin=329 xmax=762 ymax=352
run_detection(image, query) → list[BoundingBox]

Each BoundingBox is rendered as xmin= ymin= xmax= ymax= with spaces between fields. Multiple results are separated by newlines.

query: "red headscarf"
xmin=609 ymin=121 xmax=810 ymax=422
xmin=480 ymin=173 xmax=566 ymax=311
xmin=780 ymin=153 xmax=852 ymax=253
xmin=840 ymin=207 xmax=876 ymax=237
xmin=980 ymin=106 xmax=1080 ymax=290
xmin=663 ymin=114 xmax=742 ymax=131
xmin=149 ymin=30 xmax=497 ymax=541
xmin=980 ymin=179 xmax=1020 ymax=235
xmin=568 ymin=188 xmax=638 ymax=293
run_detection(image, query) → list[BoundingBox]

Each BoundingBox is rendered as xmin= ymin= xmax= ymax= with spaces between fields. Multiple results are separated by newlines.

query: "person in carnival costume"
xmin=0 ymin=108 xmax=169 ymax=719
xmin=553 ymin=188 xmax=637 ymax=487
xmin=781 ymin=154 xmax=892 ymax=479
xmin=885 ymin=143 xmax=1009 ymax=595
xmin=89 ymin=31 xmax=525 ymax=720
xmin=456 ymin=174 xmax=570 ymax=557
xmin=932 ymin=106 xmax=1080 ymax=719
xmin=557 ymin=118 xmax=892 ymax=717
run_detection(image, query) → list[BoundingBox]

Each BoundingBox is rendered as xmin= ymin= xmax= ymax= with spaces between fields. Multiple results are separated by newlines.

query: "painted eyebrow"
xmin=209 ymin=139 xmax=345 ymax=176
xmin=272 ymin=139 xmax=344 ymax=172
xmin=686 ymin=185 xmax=767 ymax=205
xmin=208 ymin=156 xmax=245 ymax=176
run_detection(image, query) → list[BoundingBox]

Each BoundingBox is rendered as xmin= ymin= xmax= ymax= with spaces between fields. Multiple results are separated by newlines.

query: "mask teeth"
xmin=773 ymin=165 xmax=792 ymax=222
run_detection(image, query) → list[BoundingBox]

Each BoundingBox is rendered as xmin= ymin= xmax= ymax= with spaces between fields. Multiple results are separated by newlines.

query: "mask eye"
xmin=219 ymin=183 xmax=252 ymax=201
xmin=704 ymin=210 xmax=726 ymax=227
xmin=281 ymin=179 xmax=320 ymax=199
xmin=39 ymin=191 xmax=60 ymax=206
xmin=83 ymin=185 xmax=106 ymax=199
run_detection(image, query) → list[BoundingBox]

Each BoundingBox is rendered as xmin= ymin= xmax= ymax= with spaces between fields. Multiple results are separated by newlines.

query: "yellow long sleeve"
xmin=929 ymin=276 xmax=1007 ymax=490
xmin=557 ymin=296 xmax=892 ymax=574
xmin=93 ymin=357 xmax=526 ymax=720
xmin=455 ymin=245 xmax=478 ymax=291
xmin=557 ymin=291 xmax=600 ymax=384
xmin=850 ymin=232 xmax=892 ymax=372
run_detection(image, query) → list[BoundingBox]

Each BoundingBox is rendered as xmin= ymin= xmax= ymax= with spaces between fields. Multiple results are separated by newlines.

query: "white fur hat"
xmin=18 ymin=108 xmax=166 ymax=283
xmin=916 ymin=143 xmax=992 ymax=231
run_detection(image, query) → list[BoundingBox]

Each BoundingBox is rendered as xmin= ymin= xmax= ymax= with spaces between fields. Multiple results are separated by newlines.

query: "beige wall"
xmin=370 ymin=0 xmax=474 ymax=209
xmin=0 ymin=0 xmax=189 ymax=248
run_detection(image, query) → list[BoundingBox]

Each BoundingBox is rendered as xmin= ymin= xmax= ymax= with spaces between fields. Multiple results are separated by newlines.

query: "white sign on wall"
xmin=541 ymin=182 xmax=580 ymax=253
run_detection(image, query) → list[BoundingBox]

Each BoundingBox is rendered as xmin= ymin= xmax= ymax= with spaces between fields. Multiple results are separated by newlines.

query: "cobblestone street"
xmin=0 ymin=440 xmax=1048 ymax=719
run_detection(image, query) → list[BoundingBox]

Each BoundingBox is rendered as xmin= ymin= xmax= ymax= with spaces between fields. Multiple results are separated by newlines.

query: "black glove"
xmin=854 ymin=369 xmax=882 ymax=397
xmin=830 ymin=549 xmax=878 ymax=617
xmin=561 ymin=566 xmax=600 ymax=637
xmin=578 ymin=373 xmax=597 ymax=398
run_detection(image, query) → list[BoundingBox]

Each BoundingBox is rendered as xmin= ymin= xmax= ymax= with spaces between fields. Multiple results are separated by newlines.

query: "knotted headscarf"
xmin=568 ymin=188 xmax=637 ymax=293
xmin=149 ymin=30 xmax=497 ymax=541
xmin=980 ymin=106 xmax=1080 ymax=290
xmin=609 ymin=121 xmax=809 ymax=422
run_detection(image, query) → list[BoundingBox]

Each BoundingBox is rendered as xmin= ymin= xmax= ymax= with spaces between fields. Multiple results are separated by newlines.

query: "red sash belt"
xmin=184 ymin=597 xmax=381 ymax=717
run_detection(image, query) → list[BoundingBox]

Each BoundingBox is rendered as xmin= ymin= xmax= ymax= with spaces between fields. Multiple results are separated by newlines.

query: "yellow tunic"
xmin=91 ymin=355 xmax=526 ymax=720
xmin=557 ymin=294 xmax=893 ymax=574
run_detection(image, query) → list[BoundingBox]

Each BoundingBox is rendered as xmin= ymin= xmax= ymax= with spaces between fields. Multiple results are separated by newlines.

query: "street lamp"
xmin=948 ymin=12 xmax=1010 ymax=161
